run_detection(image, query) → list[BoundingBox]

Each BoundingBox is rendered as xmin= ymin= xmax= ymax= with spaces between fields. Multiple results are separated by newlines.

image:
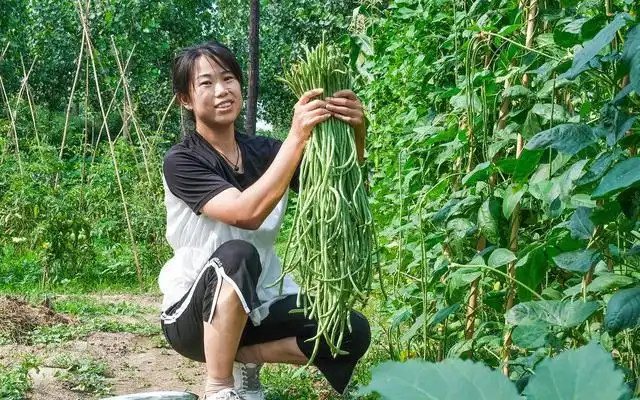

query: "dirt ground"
xmin=0 ymin=294 xmax=207 ymax=399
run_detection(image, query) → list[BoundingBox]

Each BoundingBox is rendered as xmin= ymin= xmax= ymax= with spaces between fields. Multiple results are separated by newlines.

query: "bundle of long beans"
xmin=278 ymin=42 xmax=375 ymax=361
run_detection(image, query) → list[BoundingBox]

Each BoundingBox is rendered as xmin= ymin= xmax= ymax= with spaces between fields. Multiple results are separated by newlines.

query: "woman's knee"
xmin=348 ymin=311 xmax=371 ymax=360
xmin=212 ymin=240 xmax=262 ymax=279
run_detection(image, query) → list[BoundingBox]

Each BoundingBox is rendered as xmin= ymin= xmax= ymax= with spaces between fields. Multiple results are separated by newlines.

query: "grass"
xmin=27 ymin=318 xmax=160 ymax=345
xmin=261 ymin=350 xmax=381 ymax=400
xmin=53 ymin=297 xmax=156 ymax=316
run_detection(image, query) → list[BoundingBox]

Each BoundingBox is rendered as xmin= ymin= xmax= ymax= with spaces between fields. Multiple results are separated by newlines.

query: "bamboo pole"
xmin=465 ymin=40 xmax=494 ymax=344
xmin=56 ymin=36 xmax=85 ymax=188
xmin=0 ymin=76 xmax=23 ymax=174
xmin=24 ymin=83 xmax=40 ymax=148
xmin=88 ymin=48 xmax=135 ymax=171
xmin=0 ymin=42 xmax=9 ymax=61
xmin=503 ymin=0 xmax=537 ymax=377
xmin=75 ymin=0 xmax=143 ymax=289
xmin=80 ymin=54 xmax=90 ymax=210
xmin=0 ymin=53 xmax=37 ymax=174
xmin=110 ymin=38 xmax=152 ymax=185
xmin=145 ymin=95 xmax=176 ymax=178
xmin=14 ymin=55 xmax=37 ymax=112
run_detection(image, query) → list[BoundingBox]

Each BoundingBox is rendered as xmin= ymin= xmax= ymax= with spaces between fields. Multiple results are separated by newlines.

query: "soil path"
xmin=0 ymin=294 xmax=206 ymax=399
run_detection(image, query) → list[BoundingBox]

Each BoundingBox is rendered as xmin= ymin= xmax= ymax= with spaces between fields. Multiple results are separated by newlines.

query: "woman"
xmin=159 ymin=40 xmax=371 ymax=400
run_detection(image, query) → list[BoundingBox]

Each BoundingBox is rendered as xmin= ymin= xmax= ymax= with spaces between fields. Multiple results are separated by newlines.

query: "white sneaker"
xmin=233 ymin=361 xmax=265 ymax=400
xmin=204 ymin=388 xmax=244 ymax=400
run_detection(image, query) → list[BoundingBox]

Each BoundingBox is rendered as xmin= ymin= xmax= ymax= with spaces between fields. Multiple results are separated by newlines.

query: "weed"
xmin=0 ymin=355 xmax=40 ymax=400
xmin=53 ymin=297 xmax=154 ymax=316
xmin=52 ymin=354 xmax=112 ymax=396
xmin=151 ymin=332 xmax=171 ymax=349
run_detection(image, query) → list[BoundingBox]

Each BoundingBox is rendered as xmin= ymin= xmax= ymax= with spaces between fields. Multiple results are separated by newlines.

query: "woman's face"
xmin=185 ymin=55 xmax=242 ymax=129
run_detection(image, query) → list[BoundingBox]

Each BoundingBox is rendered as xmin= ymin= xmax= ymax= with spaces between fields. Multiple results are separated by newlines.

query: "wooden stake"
xmin=0 ymin=76 xmax=23 ymax=174
xmin=56 ymin=36 xmax=85 ymax=188
xmin=88 ymin=49 xmax=135 ymax=171
xmin=75 ymin=0 xmax=144 ymax=289
xmin=503 ymin=0 xmax=537 ymax=377
xmin=110 ymin=38 xmax=152 ymax=185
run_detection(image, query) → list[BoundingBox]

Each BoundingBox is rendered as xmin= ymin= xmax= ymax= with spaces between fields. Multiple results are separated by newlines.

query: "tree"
xmin=246 ymin=0 xmax=260 ymax=136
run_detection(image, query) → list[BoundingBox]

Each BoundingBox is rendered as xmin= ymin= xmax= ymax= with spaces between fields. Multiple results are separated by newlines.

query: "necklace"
xmin=216 ymin=140 xmax=241 ymax=172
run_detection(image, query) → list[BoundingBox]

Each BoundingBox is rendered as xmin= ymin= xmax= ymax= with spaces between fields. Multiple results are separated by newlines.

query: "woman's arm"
xmin=201 ymin=89 xmax=330 ymax=230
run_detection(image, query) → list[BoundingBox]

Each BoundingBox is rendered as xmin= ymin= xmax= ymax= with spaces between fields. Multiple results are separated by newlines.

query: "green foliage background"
xmin=2 ymin=0 xmax=640 ymax=397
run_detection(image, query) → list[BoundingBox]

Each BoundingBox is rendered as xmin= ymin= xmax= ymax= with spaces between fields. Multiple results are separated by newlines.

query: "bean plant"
xmin=352 ymin=0 xmax=640 ymax=397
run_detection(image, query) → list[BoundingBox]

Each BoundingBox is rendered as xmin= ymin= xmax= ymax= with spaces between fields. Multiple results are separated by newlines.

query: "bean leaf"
xmin=512 ymin=323 xmax=550 ymax=349
xmin=516 ymin=248 xmax=547 ymax=302
xmin=560 ymin=13 xmax=631 ymax=80
xmin=567 ymin=207 xmax=595 ymax=240
xmin=503 ymin=183 xmax=527 ymax=219
xmin=506 ymin=300 xmax=599 ymax=328
xmin=553 ymin=249 xmax=601 ymax=273
xmin=576 ymin=149 xmax=622 ymax=186
xmin=525 ymin=124 xmax=597 ymax=155
xmin=592 ymin=157 xmax=640 ymax=199
xmin=358 ymin=358 xmax=521 ymax=399
xmin=462 ymin=161 xmax=492 ymax=186
xmin=524 ymin=342 xmax=628 ymax=400
xmin=488 ymin=248 xmax=517 ymax=267
xmin=477 ymin=198 xmax=500 ymax=244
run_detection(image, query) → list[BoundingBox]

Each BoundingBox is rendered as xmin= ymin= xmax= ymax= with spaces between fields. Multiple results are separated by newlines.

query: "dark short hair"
xmin=171 ymin=40 xmax=243 ymax=101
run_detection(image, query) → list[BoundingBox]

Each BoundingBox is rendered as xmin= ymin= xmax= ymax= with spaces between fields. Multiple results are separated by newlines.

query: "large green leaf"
xmin=525 ymin=124 xmax=597 ymax=155
xmin=400 ymin=313 xmax=426 ymax=343
xmin=513 ymin=149 xmax=544 ymax=182
xmin=531 ymin=103 xmax=567 ymax=123
xmin=560 ymin=13 xmax=631 ymax=79
xmin=592 ymin=157 xmax=640 ymax=199
xmin=524 ymin=342 xmax=629 ymax=400
xmin=447 ymin=268 xmax=483 ymax=291
xmin=503 ymin=183 xmax=527 ymax=219
xmin=488 ymin=248 xmax=517 ymax=267
xmin=358 ymin=359 xmax=521 ymax=399
xmin=605 ymin=286 xmax=640 ymax=335
xmin=566 ymin=207 xmax=595 ymax=240
xmin=505 ymin=300 xmax=599 ymax=328
xmin=553 ymin=249 xmax=601 ymax=273
xmin=630 ymin=43 xmax=640 ymax=94
xmin=512 ymin=322 xmax=550 ymax=349
xmin=587 ymin=274 xmax=635 ymax=293
xmin=446 ymin=218 xmax=477 ymax=241
xmin=576 ymin=149 xmax=622 ymax=186
xmin=503 ymin=85 xmax=533 ymax=99
xmin=462 ymin=161 xmax=492 ymax=186
xmin=622 ymin=24 xmax=640 ymax=65
xmin=516 ymin=248 xmax=547 ymax=302
xmin=623 ymin=24 xmax=640 ymax=94
xmin=427 ymin=303 xmax=461 ymax=327
xmin=477 ymin=197 xmax=500 ymax=244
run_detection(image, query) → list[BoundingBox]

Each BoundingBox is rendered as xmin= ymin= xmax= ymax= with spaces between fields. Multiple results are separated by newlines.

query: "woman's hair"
xmin=171 ymin=40 xmax=243 ymax=101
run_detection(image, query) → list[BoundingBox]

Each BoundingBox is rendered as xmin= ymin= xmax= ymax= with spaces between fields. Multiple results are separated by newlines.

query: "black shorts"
xmin=160 ymin=240 xmax=371 ymax=394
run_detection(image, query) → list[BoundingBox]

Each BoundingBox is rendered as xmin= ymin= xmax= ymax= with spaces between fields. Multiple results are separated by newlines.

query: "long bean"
xmin=277 ymin=42 xmax=376 ymax=361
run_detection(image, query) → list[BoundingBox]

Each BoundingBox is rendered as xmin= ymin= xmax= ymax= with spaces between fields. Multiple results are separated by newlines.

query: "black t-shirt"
xmin=163 ymin=132 xmax=299 ymax=214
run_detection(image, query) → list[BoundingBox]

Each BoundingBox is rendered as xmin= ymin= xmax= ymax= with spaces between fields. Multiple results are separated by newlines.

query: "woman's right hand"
xmin=289 ymin=88 xmax=331 ymax=142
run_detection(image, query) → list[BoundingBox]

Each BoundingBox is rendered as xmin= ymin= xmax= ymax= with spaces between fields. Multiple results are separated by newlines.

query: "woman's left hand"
xmin=325 ymin=90 xmax=366 ymax=138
